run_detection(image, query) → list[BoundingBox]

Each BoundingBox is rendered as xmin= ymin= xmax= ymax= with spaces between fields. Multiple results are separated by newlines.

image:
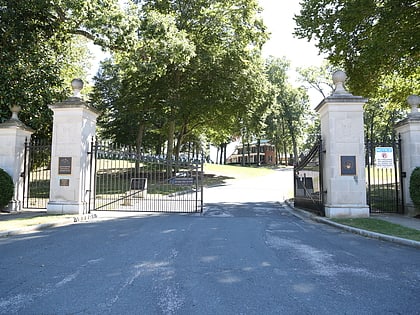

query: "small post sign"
xmin=375 ymin=147 xmax=394 ymax=168
xmin=58 ymin=157 xmax=72 ymax=174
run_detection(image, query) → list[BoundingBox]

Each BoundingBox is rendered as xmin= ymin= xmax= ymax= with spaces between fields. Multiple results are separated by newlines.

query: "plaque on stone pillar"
xmin=59 ymin=179 xmax=70 ymax=186
xmin=58 ymin=157 xmax=72 ymax=174
xmin=341 ymin=156 xmax=356 ymax=176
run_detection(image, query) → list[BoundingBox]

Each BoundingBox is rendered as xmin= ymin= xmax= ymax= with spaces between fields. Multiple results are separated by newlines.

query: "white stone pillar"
xmin=0 ymin=106 xmax=34 ymax=212
xmin=47 ymin=79 xmax=98 ymax=215
xmin=395 ymin=95 xmax=420 ymax=216
xmin=315 ymin=71 xmax=369 ymax=218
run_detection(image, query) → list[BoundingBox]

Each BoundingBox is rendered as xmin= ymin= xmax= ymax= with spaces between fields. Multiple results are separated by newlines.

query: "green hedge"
xmin=409 ymin=167 xmax=420 ymax=209
xmin=0 ymin=168 xmax=14 ymax=210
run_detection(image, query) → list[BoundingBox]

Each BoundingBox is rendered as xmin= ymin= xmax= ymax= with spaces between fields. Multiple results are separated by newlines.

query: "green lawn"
xmin=332 ymin=218 xmax=420 ymax=242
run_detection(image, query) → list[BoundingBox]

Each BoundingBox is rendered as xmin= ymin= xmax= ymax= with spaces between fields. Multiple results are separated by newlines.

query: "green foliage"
xmin=91 ymin=0 xmax=271 ymax=159
xmin=294 ymin=0 xmax=420 ymax=101
xmin=296 ymin=61 xmax=334 ymax=99
xmin=0 ymin=0 xmax=136 ymax=140
xmin=409 ymin=167 xmax=420 ymax=209
xmin=264 ymin=57 xmax=310 ymax=164
xmin=0 ymin=168 xmax=14 ymax=210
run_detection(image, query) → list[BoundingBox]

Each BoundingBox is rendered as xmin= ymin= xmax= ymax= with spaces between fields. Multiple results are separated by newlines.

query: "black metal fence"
xmin=23 ymin=139 xmax=51 ymax=209
xmin=89 ymin=140 xmax=203 ymax=213
xmin=294 ymin=139 xmax=324 ymax=216
xmin=365 ymin=138 xmax=404 ymax=213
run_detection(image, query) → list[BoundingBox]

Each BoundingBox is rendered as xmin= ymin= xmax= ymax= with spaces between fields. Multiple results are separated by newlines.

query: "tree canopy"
xmin=294 ymin=0 xmax=420 ymax=100
xmin=264 ymin=57 xmax=310 ymax=164
xmin=91 ymin=0 xmax=271 ymax=160
xmin=0 ymin=0 xmax=135 ymax=139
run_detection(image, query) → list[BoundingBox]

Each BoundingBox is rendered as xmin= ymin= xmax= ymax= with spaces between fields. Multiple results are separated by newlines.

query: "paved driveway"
xmin=0 ymin=169 xmax=419 ymax=314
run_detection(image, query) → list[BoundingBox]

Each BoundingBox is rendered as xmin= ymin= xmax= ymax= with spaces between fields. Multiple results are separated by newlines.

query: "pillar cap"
xmin=315 ymin=70 xmax=368 ymax=112
xmin=71 ymin=79 xmax=84 ymax=98
xmin=332 ymin=70 xmax=351 ymax=95
xmin=0 ymin=105 xmax=34 ymax=132
xmin=49 ymin=79 xmax=99 ymax=115
xmin=407 ymin=95 xmax=420 ymax=116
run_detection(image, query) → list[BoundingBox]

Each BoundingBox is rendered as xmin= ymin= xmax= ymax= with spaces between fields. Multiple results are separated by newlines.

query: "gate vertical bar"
xmin=366 ymin=139 xmax=372 ymax=212
xmin=92 ymin=139 xmax=98 ymax=212
xmin=22 ymin=138 xmax=29 ymax=208
xmin=319 ymin=137 xmax=324 ymax=214
xmin=200 ymin=159 xmax=204 ymax=212
xmin=398 ymin=135 xmax=404 ymax=214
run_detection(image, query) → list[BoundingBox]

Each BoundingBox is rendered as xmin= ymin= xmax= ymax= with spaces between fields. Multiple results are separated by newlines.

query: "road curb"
xmin=0 ymin=213 xmax=97 ymax=238
xmin=284 ymin=200 xmax=420 ymax=249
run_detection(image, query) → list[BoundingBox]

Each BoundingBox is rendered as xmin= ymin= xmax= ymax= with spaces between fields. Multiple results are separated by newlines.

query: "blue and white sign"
xmin=375 ymin=147 xmax=394 ymax=168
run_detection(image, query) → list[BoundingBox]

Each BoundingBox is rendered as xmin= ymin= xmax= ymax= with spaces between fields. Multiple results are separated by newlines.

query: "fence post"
xmin=0 ymin=105 xmax=34 ymax=212
xmin=395 ymin=95 xmax=420 ymax=216
xmin=315 ymin=70 xmax=369 ymax=218
xmin=46 ymin=79 xmax=98 ymax=215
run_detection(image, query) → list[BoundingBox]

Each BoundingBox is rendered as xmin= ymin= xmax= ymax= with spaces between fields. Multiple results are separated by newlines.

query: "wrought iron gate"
xmin=294 ymin=139 xmax=324 ymax=216
xmin=89 ymin=140 xmax=203 ymax=213
xmin=22 ymin=139 xmax=51 ymax=209
xmin=365 ymin=138 xmax=404 ymax=213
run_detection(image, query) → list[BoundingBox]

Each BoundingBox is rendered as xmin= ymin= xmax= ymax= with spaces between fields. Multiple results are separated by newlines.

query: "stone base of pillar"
xmin=404 ymin=203 xmax=420 ymax=217
xmin=47 ymin=201 xmax=87 ymax=215
xmin=2 ymin=199 xmax=20 ymax=213
xmin=325 ymin=205 xmax=370 ymax=218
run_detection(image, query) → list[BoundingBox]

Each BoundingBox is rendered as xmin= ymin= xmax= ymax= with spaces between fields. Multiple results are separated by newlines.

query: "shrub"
xmin=0 ymin=168 xmax=14 ymax=210
xmin=409 ymin=167 xmax=420 ymax=209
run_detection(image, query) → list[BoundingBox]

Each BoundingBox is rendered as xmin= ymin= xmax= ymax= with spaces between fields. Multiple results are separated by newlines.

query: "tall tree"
xmin=294 ymin=0 xmax=420 ymax=100
xmin=0 ymin=0 xmax=137 ymax=139
xmin=296 ymin=61 xmax=334 ymax=99
xmin=91 ymin=0 xmax=270 ymax=162
xmin=265 ymin=57 xmax=309 ymax=165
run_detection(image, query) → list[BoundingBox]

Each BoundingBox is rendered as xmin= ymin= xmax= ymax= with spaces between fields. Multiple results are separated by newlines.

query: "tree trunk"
xmin=135 ymin=124 xmax=145 ymax=176
xmin=167 ymin=119 xmax=175 ymax=175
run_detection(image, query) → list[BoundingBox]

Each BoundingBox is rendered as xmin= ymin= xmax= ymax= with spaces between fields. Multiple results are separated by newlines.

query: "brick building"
xmin=227 ymin=140 xmax=276 ymax=165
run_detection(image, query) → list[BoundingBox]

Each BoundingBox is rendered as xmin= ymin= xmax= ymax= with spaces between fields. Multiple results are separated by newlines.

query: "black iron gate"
xmin=22 ymin=139 xmax=51 ymax=209
xmin=365 ymin=138 xmax=404 ymax=213
xmin=88 ymin=140 xmax=203 ymax=213
xmin=294 ymin=139 xmax=324 ymax=216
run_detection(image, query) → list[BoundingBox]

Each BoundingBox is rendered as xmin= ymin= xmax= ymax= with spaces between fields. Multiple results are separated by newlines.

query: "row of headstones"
xmin=0 ymin=75 xmax=419 ymax=217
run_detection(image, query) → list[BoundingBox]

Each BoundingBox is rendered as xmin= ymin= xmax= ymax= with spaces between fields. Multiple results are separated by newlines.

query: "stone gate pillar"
xmin=0 ymin=106 xmax=34 ymax=212
xmin=395 ymin=95 xmax=420 ymax=216
xmin=315 ymin=71 xmax=369 ymax=218
xmin=47 ymin=79 xmax=98 ymax=214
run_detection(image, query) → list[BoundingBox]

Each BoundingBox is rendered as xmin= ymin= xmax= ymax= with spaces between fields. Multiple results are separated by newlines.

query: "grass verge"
xmin=332 ymin=218 xmax=420 ymax=242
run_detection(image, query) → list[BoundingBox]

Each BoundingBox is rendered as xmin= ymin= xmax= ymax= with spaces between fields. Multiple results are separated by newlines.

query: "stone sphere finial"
xmin=71 ymin=78 xmax=84 ymax=98
xmin=332 ymin=70 xmax=348 ymax=94
xmin=407 ymin=94 xmax=420 ymax=115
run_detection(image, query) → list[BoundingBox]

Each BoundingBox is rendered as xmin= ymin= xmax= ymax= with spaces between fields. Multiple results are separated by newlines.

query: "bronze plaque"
xmin=58 ymin=157 xmax=72 ymax=175
xmin=59 ymin=179 xmax=70 ymax=186
xmin=341 ymin=156 xmax=356 ymax=176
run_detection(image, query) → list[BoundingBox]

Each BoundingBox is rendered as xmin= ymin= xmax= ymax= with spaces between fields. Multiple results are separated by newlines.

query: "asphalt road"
xmin=0 ymin=169 xmax=419 ymax=314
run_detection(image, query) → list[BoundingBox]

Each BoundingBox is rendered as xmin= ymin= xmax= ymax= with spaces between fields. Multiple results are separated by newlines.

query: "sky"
xmin=258 ymin=0 xmax=326 ymax=105
xmin=260 ymin=0 xmax=322 ymax=64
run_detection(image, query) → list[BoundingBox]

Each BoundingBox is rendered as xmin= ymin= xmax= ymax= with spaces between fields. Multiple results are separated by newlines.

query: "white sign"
xmin=375 ymin=147 xmax=394 ymax=168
